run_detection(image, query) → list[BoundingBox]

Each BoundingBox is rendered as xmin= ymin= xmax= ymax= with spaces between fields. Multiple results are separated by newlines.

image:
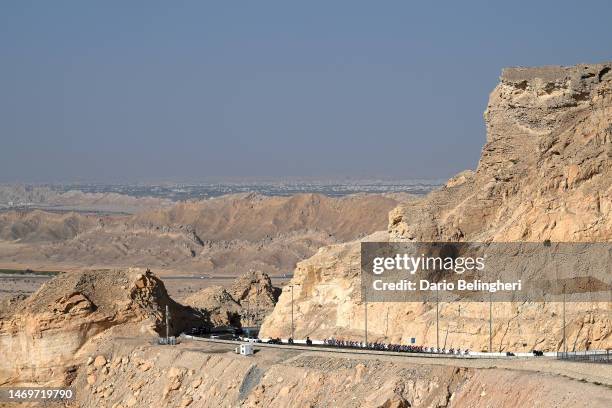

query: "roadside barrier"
xmin=182 ymin=334 xmax=546 ymax=359
xmin=557 ymin=350 xmax=611 ymax=363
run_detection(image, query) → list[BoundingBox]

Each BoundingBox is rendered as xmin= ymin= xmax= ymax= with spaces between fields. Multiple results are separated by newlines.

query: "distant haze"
xmin=1 ymin=1 xmax=611 ymax=183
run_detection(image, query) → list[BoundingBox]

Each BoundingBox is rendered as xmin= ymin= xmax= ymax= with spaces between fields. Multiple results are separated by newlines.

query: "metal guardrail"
xmin=557 ymin=350 xmax=611 ymax=364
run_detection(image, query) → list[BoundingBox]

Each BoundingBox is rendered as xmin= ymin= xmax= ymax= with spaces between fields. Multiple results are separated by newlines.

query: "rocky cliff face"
xmin=390 ymin=62 xmax=611 ymax=242
xmin=261 ymin=62 xmax=612 ymax=351
xmin=0 ymin=268 xmax=201 ymax=386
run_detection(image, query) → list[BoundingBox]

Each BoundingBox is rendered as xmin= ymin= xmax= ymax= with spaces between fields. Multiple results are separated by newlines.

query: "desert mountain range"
xmin=0 ymin=193 xmax=407 ymax=278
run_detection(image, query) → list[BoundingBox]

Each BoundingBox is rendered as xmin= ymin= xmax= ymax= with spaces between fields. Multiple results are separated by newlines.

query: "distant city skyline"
xmin=2 ymin=1 xmax=611 ymax=183
xmin=0 ymin=180 xmax=444 ymax=206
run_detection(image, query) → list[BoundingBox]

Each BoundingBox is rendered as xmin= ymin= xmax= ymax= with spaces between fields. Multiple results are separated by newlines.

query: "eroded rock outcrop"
xmin=184 ymin=286 xmax=242 ymax=327
xmin=261 ymin=62 xmax=612 ymax=351
xmin=0 ymin=268 xmax=202 ymax=385
xmin=390 ymin=62 xmax=611 ymax=242
xmin=231 ymin=270 xmax=281 ymax=325
xmin=185 ymin=270 xmax=281 ymax=327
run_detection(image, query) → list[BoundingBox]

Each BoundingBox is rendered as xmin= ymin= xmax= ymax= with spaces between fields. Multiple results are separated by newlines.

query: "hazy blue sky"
xmin=1 ymin=1 xmax=611 ymax=183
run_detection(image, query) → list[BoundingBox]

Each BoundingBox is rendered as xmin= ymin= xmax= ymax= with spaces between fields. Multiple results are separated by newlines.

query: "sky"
xmin=1 ymin=1 xmax=611 ymax=183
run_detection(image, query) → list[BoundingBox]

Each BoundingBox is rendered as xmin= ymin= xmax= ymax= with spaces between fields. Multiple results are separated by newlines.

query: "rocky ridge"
xmin=0 ymin=268 xmax=202 ymax=386
xmin=261 ymin=62 xmax=612 ymax=351
xmin=0 ymin=193 xmax=403 ymax=279
xmin=390 ymin=62 xmax=611 ymax=242
xmin=184 ymin=270 xmax=281 ymax=327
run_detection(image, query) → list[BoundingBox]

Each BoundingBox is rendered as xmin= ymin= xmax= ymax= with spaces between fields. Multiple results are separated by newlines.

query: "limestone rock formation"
xmin=0 ymin=294 xmax=27 ymax=318
xmin=184 ymin=286 xmax=242 ymax=327
xmin=0 ymin=268 xmax=202 ymax=385
xmin=185 ymin=270 xmax=281 ymax=327
xmin=261 ymin=62 xmax=612 ymax=351
xmin=390 ymin=62 xmax=611 ymax=242
xmin=230 ymin=270 xmax=281 ymax=325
